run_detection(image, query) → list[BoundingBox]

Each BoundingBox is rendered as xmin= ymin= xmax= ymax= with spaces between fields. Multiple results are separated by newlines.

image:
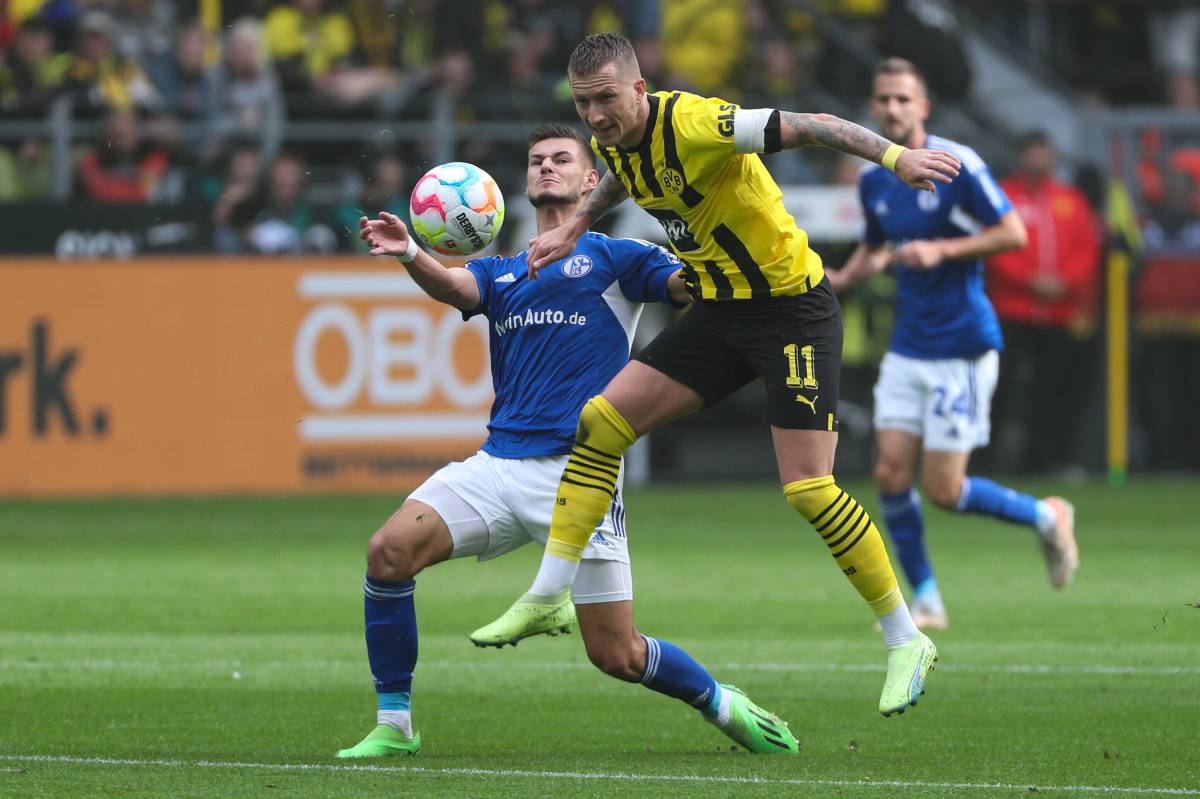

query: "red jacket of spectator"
xmin=988 ymin=175 xmax=1102 ymax=327
xmin=78 ymin=147 xmax=168 ymax=203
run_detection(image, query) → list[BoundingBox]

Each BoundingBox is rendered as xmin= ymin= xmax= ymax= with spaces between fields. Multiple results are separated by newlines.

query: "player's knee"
xmin=874 ymin=457 xmax=913 ymax=493
xmin=923 ymin=475 xmax=963 ymax=510
xmin=366 ymin=525 xmax=420 ymax=582
xmin=782 ymin=475 xmax=836 ymax=519
xmin=575 ymin=395 xmax=636 ymax=451
xmin=583 ymin=635 xmax=642 ymax=682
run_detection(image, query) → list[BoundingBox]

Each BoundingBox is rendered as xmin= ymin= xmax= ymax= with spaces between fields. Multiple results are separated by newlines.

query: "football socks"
xmin=539 ymin=396 xmax=636 ymax=593
xmin=785 ymin=476 xmax=905 ymax=618
xmin=881 ymin=488 xmax=933 ymax=591
xmin=956 ymin=477 xmax=1039 ymax=527
xmin=363 ymin=576 xmax=418 ymax=732
xmin=639 ymin=635 xmax=722 ymax=718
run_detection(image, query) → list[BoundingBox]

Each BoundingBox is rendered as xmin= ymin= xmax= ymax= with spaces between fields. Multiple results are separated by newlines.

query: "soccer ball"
xmin=409 ymin=162 xmax=505 ymax=256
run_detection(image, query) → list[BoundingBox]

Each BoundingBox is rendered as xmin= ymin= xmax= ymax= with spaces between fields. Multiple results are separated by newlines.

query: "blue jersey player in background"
xmin=336 ymin=124 xmax=800 ymax=758
xmin=828 ymin=59 xmax=1079 ymax=630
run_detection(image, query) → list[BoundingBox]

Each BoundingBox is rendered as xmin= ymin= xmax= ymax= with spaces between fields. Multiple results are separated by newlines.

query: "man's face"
xmin=526 ymin=137 xmax=598 ymax=207
xmin=569 ymin=62 xmax=644 ymax=148
xmin=16 ymin=26 xmax=52 ymax=63
xmin=80 ymin=29 xmax=110 ymax=61
xmin=107 ymin=112 xmax=138 ymax=155
xmin=228 ymin=33 xmax=257 ymax=75
xmin=270 ymin=157 xmax=304 ymax=204
xmin=228 ymin=147 xmax=261 ymax=183
xmin=177 ymin=26 xmax=207 ymax=71
xmin=1018 ymin=142 xmax=1055 ymax=182
xmin=870 ymin=72 xmax=929 ymax=146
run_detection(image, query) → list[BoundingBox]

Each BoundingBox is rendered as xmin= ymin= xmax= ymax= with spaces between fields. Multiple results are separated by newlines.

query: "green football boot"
xmin=469 ymin=588 xmax=576 ymax=648
xmin=335 ymin=724 xmax=421 ymax=758
xmin=879 ymin=631 xmax=938 ymax=717
xmin=712 ymin=684 xmax=801 ymax=754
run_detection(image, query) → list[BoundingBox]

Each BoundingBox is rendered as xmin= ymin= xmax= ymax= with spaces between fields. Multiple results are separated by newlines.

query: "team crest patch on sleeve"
xmin=561 ymin=255 xmax=593 ymax=278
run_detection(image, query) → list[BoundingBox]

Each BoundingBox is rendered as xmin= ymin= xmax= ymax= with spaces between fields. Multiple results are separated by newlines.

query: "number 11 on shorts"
xmin=784 ymin=343 xmax=819 ymax=389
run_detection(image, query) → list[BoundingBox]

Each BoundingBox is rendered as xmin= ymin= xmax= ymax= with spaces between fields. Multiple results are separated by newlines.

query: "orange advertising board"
xmin=0 ymin=258 xmax=493 ymax=496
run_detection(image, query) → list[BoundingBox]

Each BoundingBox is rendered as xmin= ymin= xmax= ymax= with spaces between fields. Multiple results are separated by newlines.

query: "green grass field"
xmin=2 ymin=479 xmax=1198 ymax=798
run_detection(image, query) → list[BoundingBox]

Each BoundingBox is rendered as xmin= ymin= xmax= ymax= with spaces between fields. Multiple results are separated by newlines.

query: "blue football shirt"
xmin=464 ymin=232 xmax=680 ymax=458
xmin=859 ymin=134 xmax=1011 ymax=359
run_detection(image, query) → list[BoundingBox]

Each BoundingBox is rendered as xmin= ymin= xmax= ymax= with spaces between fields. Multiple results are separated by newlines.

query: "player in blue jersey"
xmin=828 ymin=58 xmax=1079 ymax=629
xmin=334 ymin=123 xmax=800 ymax=758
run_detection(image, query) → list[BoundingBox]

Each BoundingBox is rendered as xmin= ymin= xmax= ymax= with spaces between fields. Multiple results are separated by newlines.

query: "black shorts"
xmin=634 ymin=278 xmax=842 ymax=430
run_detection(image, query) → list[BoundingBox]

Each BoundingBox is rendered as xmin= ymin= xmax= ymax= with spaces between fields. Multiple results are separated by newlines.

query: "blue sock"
xmin=364 ymin=576 xmax=417 ymax=706
xmin=640 ymin=635 xmax=721 ymax=718
xmin=880 ymin=488 xmax=932 ymax=591
xmin=377 ymin=692 xmax=410 ymax=711
xmin=913 ymin=576 xmax=939 ymax=600
xmin=956 ymin=477 xmax=1038 ymax=527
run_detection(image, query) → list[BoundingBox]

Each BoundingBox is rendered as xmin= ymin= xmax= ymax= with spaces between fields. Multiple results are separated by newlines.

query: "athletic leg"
xmin=922 ymin=450 xmax=1078 ymax=588
xmin=920 ymin=352 xmax=1076 ymax=588
xmin=528 ymin=359 xmax=706 ymax=597
xmin=339 ymin=455 xmax=509 ymax=758
xmin=874 ymin=429 xmax=937 ymax=591
xmin=775 ymin=428 xmax=917 ymax=639
xmin=529 ymin=300 xmax=753 ymax=600
xmin=574 ymin=566 xmax=798 ymax=754
xmin=336 ymin=498 xmax=455 ymax=758
xmin=760 ymin=285 xmax=934 ymax=716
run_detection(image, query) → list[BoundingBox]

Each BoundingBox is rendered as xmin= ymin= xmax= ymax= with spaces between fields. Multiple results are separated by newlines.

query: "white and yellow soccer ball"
xmin=408 ymin=162 xmax=505 ymax=256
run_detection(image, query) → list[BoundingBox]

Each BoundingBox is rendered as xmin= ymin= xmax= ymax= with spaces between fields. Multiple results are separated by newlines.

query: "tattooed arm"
xmin=778 ymin=111 xmax=961 ymax=192
xmin=575 ymin=170 xmax=631 ymax=228
xmin=527 ymin=172 xmax=630 ymax=275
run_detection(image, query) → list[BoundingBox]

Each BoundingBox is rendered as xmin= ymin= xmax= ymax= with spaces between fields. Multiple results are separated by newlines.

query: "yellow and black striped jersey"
xmin=592 ymin=90 xmax=824 ymax=300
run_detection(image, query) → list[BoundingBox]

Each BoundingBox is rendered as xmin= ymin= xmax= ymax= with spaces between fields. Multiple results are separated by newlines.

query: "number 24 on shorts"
xmin=931 ymin=386 xmax=969 ymax=419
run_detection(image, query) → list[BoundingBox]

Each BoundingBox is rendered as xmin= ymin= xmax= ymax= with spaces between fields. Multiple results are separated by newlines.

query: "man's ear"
xmin=583 ymin=168 xmax=600 ymax=192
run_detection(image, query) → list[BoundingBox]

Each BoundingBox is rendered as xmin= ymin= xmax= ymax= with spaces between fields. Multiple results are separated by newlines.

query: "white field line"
xmin=1 ymin=658 xmax=1197 ymax=676
xmin=1 ymin=754 xmax=1196 ymax=797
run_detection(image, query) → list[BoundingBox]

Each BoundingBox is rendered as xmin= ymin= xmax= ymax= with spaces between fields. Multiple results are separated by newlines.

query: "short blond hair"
xmin=568 ymin=32 xmax=639 ymax=78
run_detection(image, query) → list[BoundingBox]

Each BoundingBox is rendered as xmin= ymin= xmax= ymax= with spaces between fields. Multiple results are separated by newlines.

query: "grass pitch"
xmin=1 ymin=479 xmax=1198 ymax=798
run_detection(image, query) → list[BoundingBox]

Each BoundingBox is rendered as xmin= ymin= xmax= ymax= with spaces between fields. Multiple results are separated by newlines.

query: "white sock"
xmin=1034 ymin=500 xmax=1057 ymax=540
xmin=879 ymin=603 xmax=920 ymax=649
xmin=704 ymin=685 xmax=732 ymax=728
xmin=528 ymin=553 xmax=579 ymax=597
xmin=377 ymin=709 xmax=413 ymax=738
xmin=912 ymin=587 xmax=945 ymax=614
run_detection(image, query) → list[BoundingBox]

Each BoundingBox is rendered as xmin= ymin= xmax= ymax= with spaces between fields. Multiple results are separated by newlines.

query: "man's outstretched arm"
xmin=741 ymin=109 xmax=961 ymax=192
xmin=360 ymin=213 xmax=480 ymax=311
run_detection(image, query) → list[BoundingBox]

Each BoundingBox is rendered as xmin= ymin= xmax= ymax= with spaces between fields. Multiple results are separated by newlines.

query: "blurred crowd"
xmin=0 ymin=0 xmax=1196 ymax=255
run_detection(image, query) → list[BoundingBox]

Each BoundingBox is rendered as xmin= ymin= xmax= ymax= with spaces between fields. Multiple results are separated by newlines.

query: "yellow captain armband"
xmin=882 ymin=143 xmax=906 ymax=172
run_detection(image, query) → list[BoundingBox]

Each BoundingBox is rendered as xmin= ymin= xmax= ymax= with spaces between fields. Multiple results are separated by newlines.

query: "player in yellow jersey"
xmin=474 ymin=32 xmax=960 ymax=717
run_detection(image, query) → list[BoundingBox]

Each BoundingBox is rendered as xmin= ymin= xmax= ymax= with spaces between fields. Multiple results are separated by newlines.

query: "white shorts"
xmin=872 ymin=350 xmax=1000 ymax=452
xmin=406 ymin=450 xmax=633 ymax=604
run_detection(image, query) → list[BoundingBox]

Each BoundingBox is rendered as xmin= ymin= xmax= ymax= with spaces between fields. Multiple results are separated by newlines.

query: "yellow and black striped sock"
xmin=785 ymin=476 xmax=902 ymax=616
xmin=545 ymin=395 xmax=636 ymax=563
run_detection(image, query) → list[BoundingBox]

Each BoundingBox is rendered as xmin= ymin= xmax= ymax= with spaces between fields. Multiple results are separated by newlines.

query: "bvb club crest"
xmin=661 ymin=168 xmax=685 ymax=195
